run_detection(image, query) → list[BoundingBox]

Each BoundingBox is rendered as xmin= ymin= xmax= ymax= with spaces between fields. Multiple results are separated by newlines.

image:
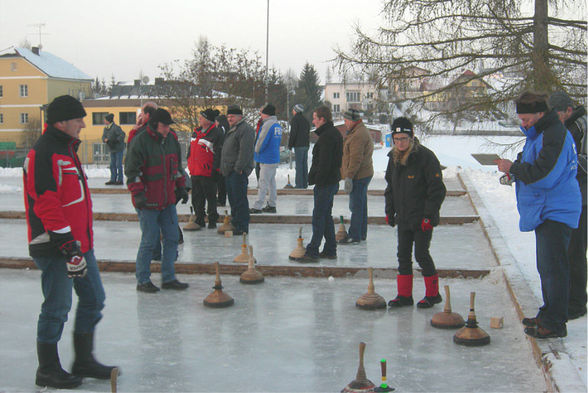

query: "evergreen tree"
xmin=298 ymin=63 xmax=322 ymax=114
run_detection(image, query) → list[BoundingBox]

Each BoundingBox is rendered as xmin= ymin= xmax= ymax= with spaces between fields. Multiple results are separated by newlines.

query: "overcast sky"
xmin=0 ymin=0 xmax=384 ymax=84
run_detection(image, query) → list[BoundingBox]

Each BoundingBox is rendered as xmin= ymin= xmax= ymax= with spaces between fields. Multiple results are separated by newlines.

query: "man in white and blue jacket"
xmin=251 ymin=104 xmax=283 ymax=213
xmin=496 ymin=91 xmax=581 ymax=339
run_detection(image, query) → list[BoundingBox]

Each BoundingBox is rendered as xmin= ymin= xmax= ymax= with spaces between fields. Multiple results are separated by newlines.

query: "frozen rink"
xmin=1 ymin=269 xmax=545 ymax=392
xmin=0 ymin=161 xmax=585 ymax=392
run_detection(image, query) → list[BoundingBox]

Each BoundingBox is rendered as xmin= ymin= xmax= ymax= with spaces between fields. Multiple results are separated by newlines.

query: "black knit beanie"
xmin=47 ymin=95 xmax=87 ymax=124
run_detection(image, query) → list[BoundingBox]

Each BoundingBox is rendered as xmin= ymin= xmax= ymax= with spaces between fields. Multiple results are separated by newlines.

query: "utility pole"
xmin=265 ymin=0 xmax=270 ymax=103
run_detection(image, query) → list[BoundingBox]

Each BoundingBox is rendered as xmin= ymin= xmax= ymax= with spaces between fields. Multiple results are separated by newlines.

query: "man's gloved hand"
xmin=134 ymin=192 xmax=147 ymax=209
xmin=50 ymin=232 xmax=87 ymax=278
xmin=176 ymin=187 xmax=189 ymax=204
xmin=421 ymin=218 xmax=433 ymax=232
xmin=386 ymin=214 xmax=396 ymax=227
xmin=66 ymin=251 xmax=87 ymax=278
xmin=344 ymin=178 xmax=353 ymax=194
xmin=499 ymin=173 xmax=514 ymax=186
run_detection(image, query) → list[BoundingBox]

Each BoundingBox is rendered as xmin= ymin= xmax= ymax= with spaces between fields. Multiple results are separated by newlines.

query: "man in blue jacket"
xmin=496 ymin=91 xmax=581 ymax=338
xmin=250 ymin=104 xmax=282 ymax=213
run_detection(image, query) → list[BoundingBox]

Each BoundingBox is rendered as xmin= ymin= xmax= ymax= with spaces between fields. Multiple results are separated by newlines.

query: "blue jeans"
xmin=226 ymin=171 xmax=250 ymax=233
xmin=294 ymin=147 xmax=309 ymax=189
xmin=306 ymin=183 xmax=339 ymax=256
xmin=535 ymin=219 xmax=572 ymax=332
xmin=33 ymin=249 xmax=105 ymax=343
xmin=109 ymin=150 xmax=124 ymax=182
xmin=136 ymin=204 xmax=179 ymax=284
xmin=348 ymin=176 xmax=372 ymax=241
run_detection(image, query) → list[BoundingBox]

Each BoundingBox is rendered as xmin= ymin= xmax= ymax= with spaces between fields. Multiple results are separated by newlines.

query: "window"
xmin=92 ymin=112 xmax=109 ymax=125
xmin=20 ymin=113 xmax=29 ymax=124
xmin=19 ymin=85 xmax=28 ymax=97
xmin=333 ymin=92 xmax=340 ymax=99
xmin=0 ymin=85 xmax=3 ymax=97
xmin=10 ymin=62 xmax=16 ymax=72
xmin=93 ymin=143 xmax=110 ymax=163
xmin=119 ymin=112 xmax=136 ymax=125
xmin=366 ymin=92 xmax=374 ymax=99
xmin=333 ymin=104 xmax=340 ymax=113
xmin=346 ymin=91 xmax=360 ymax=102
xmin=0 ymin=114 xmax=3 ymax=124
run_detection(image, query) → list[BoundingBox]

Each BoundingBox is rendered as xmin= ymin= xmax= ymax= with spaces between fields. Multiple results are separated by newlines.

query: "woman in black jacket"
xmin=384 ymin=117 xmax=446 ymax=308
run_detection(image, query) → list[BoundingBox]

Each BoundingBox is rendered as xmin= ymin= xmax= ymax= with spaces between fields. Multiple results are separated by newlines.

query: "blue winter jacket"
xmin=254 ymin=116 xmax=282 ymax=164
xmin=510 ymin=110 xmax=581 ymax=231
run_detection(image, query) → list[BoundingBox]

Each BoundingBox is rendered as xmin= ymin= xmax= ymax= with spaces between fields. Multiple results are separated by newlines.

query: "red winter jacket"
xmin=187 ymin=124 xmax=223 ymax=177
xmin=124 ymin=123 xmax=186 ymax=210
xmin=23 ymin=125 xmax=94 ymax=257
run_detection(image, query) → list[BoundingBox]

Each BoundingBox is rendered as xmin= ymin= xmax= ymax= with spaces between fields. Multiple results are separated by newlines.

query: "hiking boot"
xmin=524 ymin=325 xmax=567 ymax=339
xmin=262 ymin=205 xmax=277 ymax=213
xmin=137 ymin=281 xmax=160 ymax=293
xmin=249 ymin=208 xmax=263 ymax=214
xmin=319 ymin=250 xmax=337 ymax=259
xmin=295 ymin=254 xmax=319 ymax=263
xmin=338 ymin=237 xmax=360 ymax=245
xmin=162 ymin=279 xmax=189 ymax=290
xmin=522 ymin=317 xmax=539 ymax=327
xmin=104 ymin=180 xmax=115 ymax=185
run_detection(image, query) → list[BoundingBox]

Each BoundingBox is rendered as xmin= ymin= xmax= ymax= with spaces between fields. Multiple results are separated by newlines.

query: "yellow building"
xmin=0 ymin=46 xmax=92 ymax=150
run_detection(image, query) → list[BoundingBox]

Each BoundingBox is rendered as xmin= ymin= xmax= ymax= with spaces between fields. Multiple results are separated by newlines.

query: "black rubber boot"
xmin=71 ymin=332 xmax=118 ymax=379
xmin=388 ymin=295 xmax=414 ymax=308
xmin=35 ymin=342 xmax=82 ymax=389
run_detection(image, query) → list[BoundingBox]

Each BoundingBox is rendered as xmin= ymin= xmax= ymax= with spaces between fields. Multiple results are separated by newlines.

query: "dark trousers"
xmin=216 ymin=173 xmax=226 ymax=205
xmin=306 ymin=183 xmax=339 ymax=256
xmin=226 ymin=171 xmax=250 ymax=233
xmin=397 ymin=226 xmax=437 ymax=276
xmin=568 ymin=206 xmax=587 ymax=313
xmin=294 ymin=147 xmax=309 ymax=189
xmin=191 ymin=175 xmax=219 ymax=226
xmin=535 ymin=219 xmax=572 ymax=332
xmin=348 ymin=176 xmax=371 ymax=241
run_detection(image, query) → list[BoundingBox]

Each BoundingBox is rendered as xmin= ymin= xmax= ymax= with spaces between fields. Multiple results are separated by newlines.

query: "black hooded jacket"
xmin=384 ymin=138 xmax=446 ymax=229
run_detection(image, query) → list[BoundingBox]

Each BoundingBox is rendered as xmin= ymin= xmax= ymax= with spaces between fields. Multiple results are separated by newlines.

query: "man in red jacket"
xmin=23 ymin=95 xmax=117 ymax=389
xmin=185 ymin=109 xmax=223 ymax=230
xmin=125 ymin=108 xmax=189 ymax=293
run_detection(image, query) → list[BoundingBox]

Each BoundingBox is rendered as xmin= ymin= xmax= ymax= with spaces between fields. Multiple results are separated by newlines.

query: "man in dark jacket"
xmin=220 ymin=105 xmax=255 ymax=235
xmin=185 ymin=108 xmax=223 ymax=230
xmin=125 ymin=108 xmax=189 ymax=293
xmin=549 ymin=91 xmax=587 ymax=320
xmin=23 ymin=95 xmax=117 ymax=389
xmin=385 ymin=117 xmax=446 ymax=309
xmin=102 ymin=113 xmax=126 ymax=185
xmin=288 ymin=104 xmax=310 ymax=188
xmin=296 ymin=106 xmax=343 ymax=262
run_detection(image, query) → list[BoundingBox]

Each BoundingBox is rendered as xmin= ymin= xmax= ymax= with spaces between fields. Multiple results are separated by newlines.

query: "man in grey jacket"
xmin=102 ymin=113 xmax=126 ymax=185
xmin=220 ymin=105 xmax=255 ymax=235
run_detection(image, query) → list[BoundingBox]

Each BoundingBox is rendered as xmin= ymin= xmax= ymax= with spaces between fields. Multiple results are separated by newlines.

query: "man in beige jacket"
xmin=340 ymin=109 xmax=374 ymax=244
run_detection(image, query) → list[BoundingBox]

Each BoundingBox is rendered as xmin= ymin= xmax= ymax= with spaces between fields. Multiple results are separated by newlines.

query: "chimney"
xmin=32 ymin=47 xmax=40 ymax=55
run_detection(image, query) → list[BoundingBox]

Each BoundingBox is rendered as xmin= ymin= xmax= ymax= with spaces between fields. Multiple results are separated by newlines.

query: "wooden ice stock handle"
xmin=443 ymin=285 xmax=451 ymax=313
xmin=380 ymin=359 xmax=387 ymax=378
xmin=470 ymin=292 xmax=475 ymax=310
xmin=358 ymin=342 xmax=366 ymax=367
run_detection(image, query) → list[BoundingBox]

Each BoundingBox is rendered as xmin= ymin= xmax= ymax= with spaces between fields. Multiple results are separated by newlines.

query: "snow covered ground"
xmin=1 ymin=134 xmax=586 ymax=391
